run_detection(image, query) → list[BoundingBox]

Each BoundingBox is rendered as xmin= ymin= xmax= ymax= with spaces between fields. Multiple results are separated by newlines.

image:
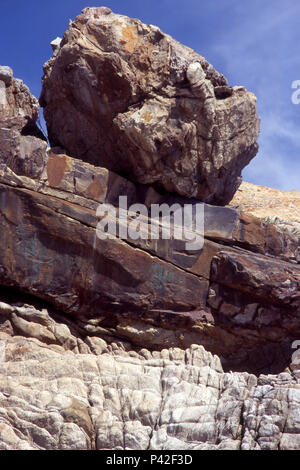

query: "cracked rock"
xmin=40 ymin=8 xmax=260 ymax=204
xmin=0 ymin=298 xmax=299 ymax=450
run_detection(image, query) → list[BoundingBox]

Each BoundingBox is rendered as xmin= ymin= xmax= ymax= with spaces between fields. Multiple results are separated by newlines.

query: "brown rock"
xmin=0 ymin=66 xmax=38 ymax=127
xmin=40 ymin=8 xmax=260 ymax=204
xmin=1 ymin=69 xmax=300 ymax=375
xmin=211 ymin=249 xmax=300 ymax=308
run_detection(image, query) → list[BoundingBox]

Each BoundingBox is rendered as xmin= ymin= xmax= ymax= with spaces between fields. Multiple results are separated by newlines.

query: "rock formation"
xmin=0 ymin=8 xmax=299 ymax=451
xmin=40 ymin=7 xmax=260 ymax=205
xmin=230 ymin=181 xmax=300 ymax=235
xmin=0 ymin=296 xmax=299 ymax=450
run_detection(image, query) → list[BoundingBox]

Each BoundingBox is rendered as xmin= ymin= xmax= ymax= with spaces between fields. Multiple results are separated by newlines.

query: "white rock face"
xmin=0 ymin=66 xmax=13 ymax=87
xmin=0 ymin=300 xmax=299 ymax=450
xmin=0 ymin=82 xmax=6 ymax=106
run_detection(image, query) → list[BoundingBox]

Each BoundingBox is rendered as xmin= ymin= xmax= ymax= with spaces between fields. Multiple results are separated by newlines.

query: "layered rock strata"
xmin=0 ymin=68 xmax=299 ymax=376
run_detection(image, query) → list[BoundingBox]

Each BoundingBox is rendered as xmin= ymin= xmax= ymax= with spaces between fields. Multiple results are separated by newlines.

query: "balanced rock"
xmin=40 ymin=7 xmax=260 ymax=205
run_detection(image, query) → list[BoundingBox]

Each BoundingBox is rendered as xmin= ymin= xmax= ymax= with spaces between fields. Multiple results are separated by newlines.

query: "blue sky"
xmin=1 ymin=0 xmax=300 ymax=191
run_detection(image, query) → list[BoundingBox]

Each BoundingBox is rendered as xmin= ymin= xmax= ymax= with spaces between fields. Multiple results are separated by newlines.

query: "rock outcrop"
xmin=230 ymin=181 xmax=300 ymax=236
xmin=0 ymin=9 xmax=298 ymax=451
xmin=0 ymin=67 xmax=299 ymax=377
xmin=0 ymin=66 xmax=47 ymax=183
xmin=40 ymin=7 xmax=260 ymax=205
xmin=0 ymin=292 xmax=300 ymax=450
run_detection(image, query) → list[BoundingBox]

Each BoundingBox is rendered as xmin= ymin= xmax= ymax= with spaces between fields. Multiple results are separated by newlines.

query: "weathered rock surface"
xmin=0 ymin=71 xmax=299 ymax=377
xmin=40 ymin=7 xmax=260 ymax=205
xmin=0 ymin=36 xmax=298 ymax=450
xmin=0 ymin=66 xmax=47 ymax=187
xmin=230 ymin=181 xmax=300 ymax=236
xmin=0 ymin=294 xmax=299 ymax=450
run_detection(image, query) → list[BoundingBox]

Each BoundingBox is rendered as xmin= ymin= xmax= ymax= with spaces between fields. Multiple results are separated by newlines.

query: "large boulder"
xmin=40 ymin=7 xmax=260 ymax=205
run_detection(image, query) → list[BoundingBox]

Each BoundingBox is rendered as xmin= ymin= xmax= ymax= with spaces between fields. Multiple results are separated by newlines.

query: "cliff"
xmin=0 ymin=8 xmax=299 ymax=450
